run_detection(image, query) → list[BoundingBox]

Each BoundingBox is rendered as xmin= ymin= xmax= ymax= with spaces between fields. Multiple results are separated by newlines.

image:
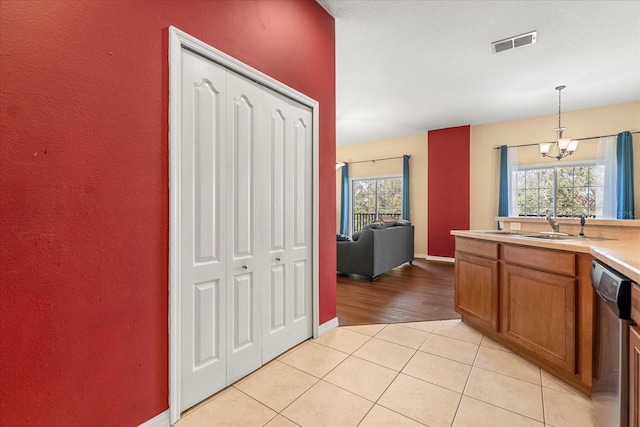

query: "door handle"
xmin=242 ymin=265 xmax=248 ymax=270
xmin=275 ymin=257 xmax=281 ymax=262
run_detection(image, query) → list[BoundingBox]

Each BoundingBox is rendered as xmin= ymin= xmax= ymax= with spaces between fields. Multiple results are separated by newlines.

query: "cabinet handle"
xmin=242 ymin=265 xmax=248 ymax=270
xmin=275 ymin=257 xmax=281 ymax=261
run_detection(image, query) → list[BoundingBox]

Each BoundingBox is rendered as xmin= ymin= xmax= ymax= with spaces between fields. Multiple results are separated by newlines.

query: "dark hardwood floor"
xmin=336 ymin=258 xmax=460 ymax=326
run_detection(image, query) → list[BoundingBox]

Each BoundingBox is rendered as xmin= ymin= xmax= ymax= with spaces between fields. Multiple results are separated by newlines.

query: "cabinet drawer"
xmin=456 ymin=237 xmax=498 ymax=259
xmin=503 ymin=245 xmax=575 ymax=276
xmin=632 ymin=284 xmax=640 ymax=324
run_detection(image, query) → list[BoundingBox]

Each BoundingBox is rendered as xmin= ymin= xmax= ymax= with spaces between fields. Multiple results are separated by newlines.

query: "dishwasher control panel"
xmin=591 ymin=260 xmax=632 ymax=319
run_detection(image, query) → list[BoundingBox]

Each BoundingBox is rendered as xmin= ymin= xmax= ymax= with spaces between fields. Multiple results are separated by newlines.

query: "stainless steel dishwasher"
xmin=591 ymin=259 xmax=633 ymax=427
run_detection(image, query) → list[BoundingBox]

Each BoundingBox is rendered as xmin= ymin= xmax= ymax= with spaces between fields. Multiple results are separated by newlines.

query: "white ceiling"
xmin=317 ymin=0 xmax=640 ymax=146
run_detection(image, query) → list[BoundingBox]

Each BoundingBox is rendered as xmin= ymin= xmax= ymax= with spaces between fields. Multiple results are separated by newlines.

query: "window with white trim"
xmin=516 ymin=161 xmax=605 ymax=217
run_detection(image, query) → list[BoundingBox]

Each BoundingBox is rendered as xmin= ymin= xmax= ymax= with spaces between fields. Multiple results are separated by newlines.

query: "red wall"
xmin=0 ymin=1 xmax=335 ymax=425
xmin=427 ymin=126 xmax=470 ymax=257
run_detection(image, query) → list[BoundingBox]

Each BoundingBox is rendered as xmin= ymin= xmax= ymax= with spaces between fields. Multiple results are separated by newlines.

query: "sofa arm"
xmin=336 ymin=229 xmax=374 ymax=277
xmin=371 ymin=225 xmax=414 ymax=277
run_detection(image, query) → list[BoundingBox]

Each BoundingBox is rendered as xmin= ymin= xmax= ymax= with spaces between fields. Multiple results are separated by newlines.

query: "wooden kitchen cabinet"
xmin=501 ymin=263 xmax=576 ymax=374
xmin=630 ymin=324 xmax=640 ymax=427
xmin=630 ymin=284 xmax=640 ymax=427
xmin=455 ymin=251 xmax=499 ymax=331
xmin=454 ymin=238 xmax=499 ymax=332
xmin=453 ymin=236 xmax=594 ymax=393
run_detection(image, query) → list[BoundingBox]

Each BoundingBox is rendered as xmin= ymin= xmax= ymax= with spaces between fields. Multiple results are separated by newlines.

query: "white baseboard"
xmin=139 ymin=410 xmax=170 ymax=427
xmin=317 ymin=317 xmax=339 ymax=336
xmin=424 ymin=255 xmax=455 ymax=263
xmin=414 ymin=253 xmax=426 ymax=259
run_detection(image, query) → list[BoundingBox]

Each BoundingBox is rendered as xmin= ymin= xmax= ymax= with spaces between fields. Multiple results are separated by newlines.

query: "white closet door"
xmin=179 ymin=50 xmax=228 ymax=411
xmin=225 ymin=70 xmax=265 ymax=384
xmin=262 ymin=89 xmax=313 ymax=362
xmin=288 ymin=99 xmax=313 ymax=345
xmin=176 ymin=45 xmax=312 ymax=414
xmin=261 ymin=89 xmax=290 ymax=361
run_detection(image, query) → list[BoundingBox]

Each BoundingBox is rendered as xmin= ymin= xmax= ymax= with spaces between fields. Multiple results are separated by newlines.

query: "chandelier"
xmin=539 ymin=85 xmax=579 ymax=160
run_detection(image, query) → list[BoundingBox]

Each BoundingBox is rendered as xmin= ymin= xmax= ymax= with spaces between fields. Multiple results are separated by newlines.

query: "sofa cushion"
xmin=393 ymin=219 xmax=412 ymax=226
xmin=337 ymin=233 xmax=352 ymax=242
xmin=352 ymin=230 xmax=363 ymax=241
xmin=364 ymin=222 xmax=385 ymax=230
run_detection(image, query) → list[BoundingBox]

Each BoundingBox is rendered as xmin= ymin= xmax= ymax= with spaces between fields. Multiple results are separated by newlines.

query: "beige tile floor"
xmin=175 ymin=320 xmax=605 ymax=427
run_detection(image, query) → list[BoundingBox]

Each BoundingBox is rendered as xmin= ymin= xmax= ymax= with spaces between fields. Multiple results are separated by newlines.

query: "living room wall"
xmin=336 ymin=134 xmax=428 ymax=257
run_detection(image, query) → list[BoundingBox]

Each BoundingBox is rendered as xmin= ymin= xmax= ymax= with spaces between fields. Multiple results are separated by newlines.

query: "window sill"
xmin=496 ymin=216 xmax=640 ymax=227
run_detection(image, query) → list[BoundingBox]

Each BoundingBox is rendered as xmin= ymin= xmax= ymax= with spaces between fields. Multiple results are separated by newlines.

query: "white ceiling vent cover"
xmin=492 ymin=31 xmax=537 ymax=54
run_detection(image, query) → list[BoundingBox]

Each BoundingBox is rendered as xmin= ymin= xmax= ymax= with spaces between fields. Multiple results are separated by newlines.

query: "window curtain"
xmin=507 ymin=146 xmax=519 ymax=216
xmin=402 ymin=155 xmax=410 ymax=220
xmin=617 ymin=131 xmax=635 ymax=219
xmin=596 ymin=136 xmax=617 ymax=218
xmin=339 ymin=163 xmax=349 ymax=234
xmin=499 ymin=146 xmax=518 ymax=227
xmin=498 ymin=146 xmax=509 ymax=220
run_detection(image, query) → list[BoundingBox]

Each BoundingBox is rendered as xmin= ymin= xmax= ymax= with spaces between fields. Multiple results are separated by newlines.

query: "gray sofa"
xmin=337 ymin=224 xmax=414 ymax=280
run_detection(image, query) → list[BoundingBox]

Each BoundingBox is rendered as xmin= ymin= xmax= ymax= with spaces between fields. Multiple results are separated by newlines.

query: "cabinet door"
xmin=630 ymin=325 xmax=640 ymax=427
xmin=455 ymin=252 xmax=499 ymax=331
xmin=502 ymin=264 xmax=576 ymax=373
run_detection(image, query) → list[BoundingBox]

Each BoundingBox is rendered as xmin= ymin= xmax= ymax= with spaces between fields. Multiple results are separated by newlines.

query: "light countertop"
xmin=451 ymin=230 xmax=640 ymax=284
xmin=590 ymin=242 xmax=640 ymax=285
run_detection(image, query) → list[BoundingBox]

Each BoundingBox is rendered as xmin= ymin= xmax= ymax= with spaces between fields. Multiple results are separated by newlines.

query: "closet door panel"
xmin=261 ymin=90 xmax=291 ymax=362
xmin=225 ymin=71 xmax=263 ymax=384
xmin=263 ymin=89 xmax=313 ymax=354
xmin=289 ymin=106 xmax=313 ymax=343
xmin=270 ymin=266 xmax=286 ymax=330
xmin=269 ymin=109 xmax=287 ymax=254
xmin=293 ymin=117 xmax=310 ymax=249
xmin=293 ymin=261 xmax=308 ymax=320
xmin=179 ymin=50 xmax=228 ymax=411
xmin=232 ymin=94 xmax=254 ymax=258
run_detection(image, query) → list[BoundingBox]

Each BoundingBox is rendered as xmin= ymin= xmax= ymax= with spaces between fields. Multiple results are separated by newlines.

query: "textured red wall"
xmin=427 ymin=126 xmax=470 ymax=257
xmin=0 ymin=1 xmax=335 ymax=425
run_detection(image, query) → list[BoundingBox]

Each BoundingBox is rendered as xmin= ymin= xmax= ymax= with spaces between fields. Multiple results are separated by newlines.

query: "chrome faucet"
xmin=579 ymin=214 xmax=586 ymax=237
xmin=546 ymin=212 xmax=560 ymax=233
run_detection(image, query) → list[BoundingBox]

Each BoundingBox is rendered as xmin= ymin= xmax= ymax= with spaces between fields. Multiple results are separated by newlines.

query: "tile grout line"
xmin=311 ymin=327 xmax=375 ymax=355
xmin=274 ymin=326 xmax=393 ymax=426
xmin=540 ymin=368 xmax=547 ymax=426
xmin=347 ymin=326 xmax=435 ymax=426
xmin=450 ymin=332 xmax=484 ymax=425
xmin=459 ymin=394 xmax=549 ymax=425
xmin=360 ymin=331 xmax=433 ymax=426
xmin=455 ymin=339 xmax=548 ymax=425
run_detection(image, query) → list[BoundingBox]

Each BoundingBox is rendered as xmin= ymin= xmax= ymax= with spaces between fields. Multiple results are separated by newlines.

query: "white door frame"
xmin=168 ymin=26 xmax=320 ymax=424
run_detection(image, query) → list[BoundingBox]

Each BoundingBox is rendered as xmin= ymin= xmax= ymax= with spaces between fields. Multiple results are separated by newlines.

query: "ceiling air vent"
xmin=492 ymin=31 xmax=537 ymax=54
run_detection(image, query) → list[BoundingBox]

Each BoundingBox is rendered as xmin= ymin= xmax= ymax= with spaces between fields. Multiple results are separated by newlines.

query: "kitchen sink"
xmin=473 ymin=230 xmax=614 ymax=241
xmin=475 ymin=230 xmax=538 ymax=236
xmin=522 ymin=234 xmax=578 ymax=240
xmin=520 ymin=234 xmax=614 ymax=241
